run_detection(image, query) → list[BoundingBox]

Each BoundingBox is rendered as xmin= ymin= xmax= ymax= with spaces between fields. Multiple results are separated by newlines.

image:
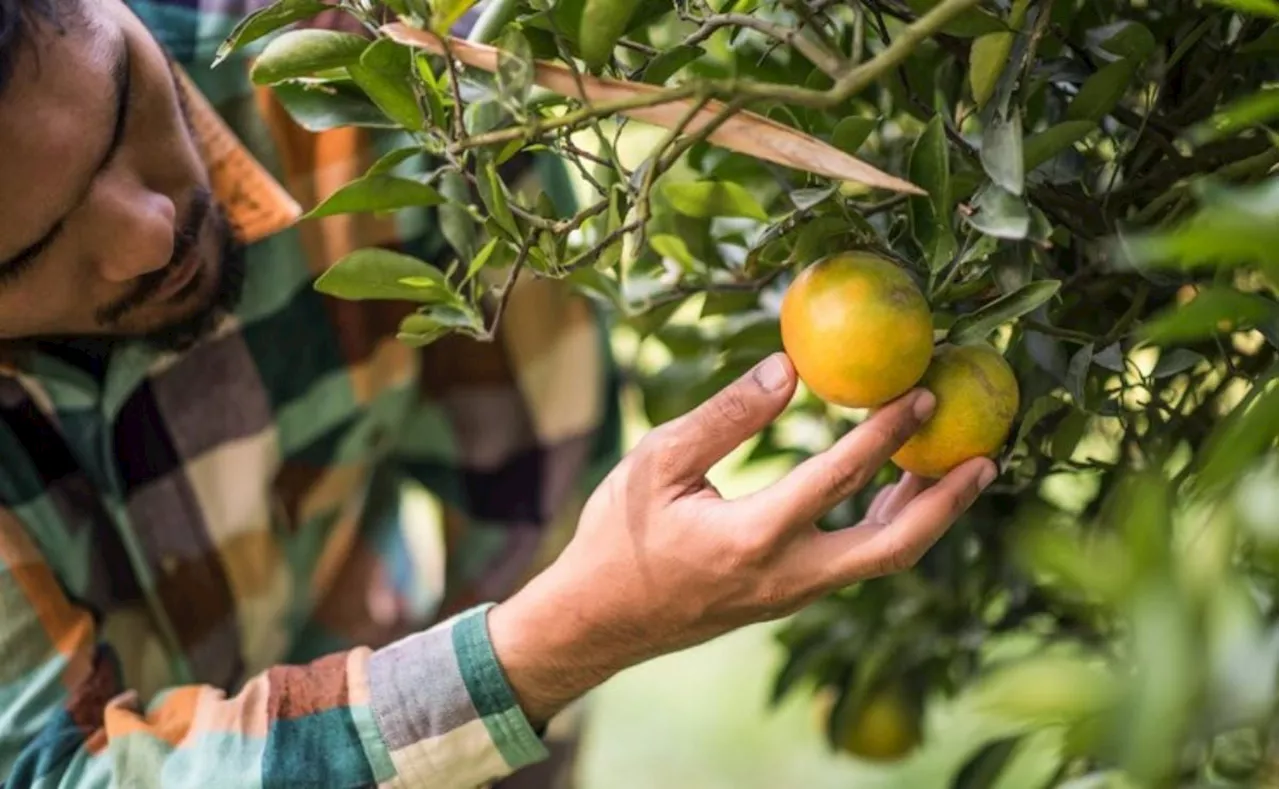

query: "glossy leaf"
xmin=250 ymin=29 xmax=368 ymax=84
xmin=349 ymin=39 xmax=425 ymax=131
xmin=981 ymin=113 xmax=1025 ymax=195
xmin=662 ymin=181 xmax=769 ymax=220
xmin=909 ymin=116 xmax=952 ymax=255
xmin=215 ymin=0 xmax=332 ymax=65
xmin=969 ymin=32 xmax=1014 ymax=109
xmin=1066 ymin=343 xmax=1094 ymax=405
xmin=271 ymin=81 xmax=399 ymax=131
xmin=830 ymin=116 xmax=879 ymax=154
xmin=948 ymin=280 xmax=1061 ymax=343
xmin=479 ymin=160 xmax=520 ymax=239
xmin=304 ymin=175 xmax=443 ymax=219
xmin=1023 ymin=121 xmax=1095 ymax=170
xmin=966 ymin=183 xmax=1030 ymax=239
xmin=315 ymin=248 xmax=454 ymax=303
xmin=463 ymin=237 xmax=502 ymax=283
xmin=1067 ymin=58 xmax=1136 ymax=122
xmin=641 ymin=45 xmax=704 ymax=85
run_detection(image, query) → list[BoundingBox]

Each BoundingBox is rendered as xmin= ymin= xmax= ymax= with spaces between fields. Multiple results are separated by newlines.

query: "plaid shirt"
xmin=0 ymin=2 xmax=619 ymax=787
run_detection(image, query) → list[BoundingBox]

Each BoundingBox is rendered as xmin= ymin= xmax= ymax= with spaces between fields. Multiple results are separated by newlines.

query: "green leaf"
xmin=966 ymin=183 xmax=1030 ymax=239
xmin=1089 ymin=21 xmax=1157 ymax=62
xmin=366 ymin=147 xmax=423 ymax=176
xmin=909 ymin=116 xmax=952 ymax=255
xmin=496 ymin=29 xmax=534 ymax=106
xmin=1150 ymin=349 xmax=1204 ymax=378
xmin=1065 ymin=342 xmax=1094 ymax=405
xmin=1184 ymin=87 xmax=1280 ymax=145
xmin=1023 ymin=121 xmax=1095 ymax=170
xmin=215 ymin=0 xmax=332 ymax=66
xmin=650 ymin=234 xmax=700 ymax=272
xmin=271 ymin=80 xmax=399 ymax=132
xmin=439 ymin=170 xmax=477 ymax=262
xmin=981 ymin=113 xmax=1024 ymax=196
xmin=1193 ymin=380 xmax=1279 ymax=494
xmin=662 ymin=181 xmax=769 ymax=220
xmin=952 ymin=737 xmax=1022 ymax=789
xmin=479 ymin=160 xmax=520 ymax=239
xmin=315 ymin=249 xmax=455 ymax=303
xmin=905 ymin=0 xmax=1006 ymax=36
xmin=578 ymin=0 xmax=644 ymax=69
xmin=789 ymin=187 xmax=837 ymax=212
xmin=948 ymin=280 xmax=1061 ymax=343
xmin=431 ymin=0 xmax=480 ymax=34
xmin=641 ymin=45 xmax=704 ymax=85
xmin=397 ymin=313 xmax=449 ymax=347
xmin=969 ymin=32 xmax=1014 ymax=109
xmin=304 ymin=175 xmax=443 ymax=219
xmin=1204 ymin=0 xmax=1278 ymax=17
xmin=830 ymin=116 xmax=879 ymax=154
xmin=250 ymin=30 xmax=368 ymax=85
xmin=1015 ymin=395 xmax=1069 ymax=447
xmin=1067 ymin=58 xmax=1136 ymax=122
xmin=349 ymin=39 xmax=425 ymax=131
xmin=1119 ymin=179 xmax=1279 ymax=273
xmin=413 ymin=54 xmax=449 ymax=129
xmin=463 ymin=237 xmax=501 ymax=283
xmin=1139 ymin=287 xmax=1277 ymax=345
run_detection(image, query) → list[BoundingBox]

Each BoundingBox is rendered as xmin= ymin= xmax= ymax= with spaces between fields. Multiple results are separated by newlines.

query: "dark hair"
xmin=0 ymin=0 xmax=64 ymax=97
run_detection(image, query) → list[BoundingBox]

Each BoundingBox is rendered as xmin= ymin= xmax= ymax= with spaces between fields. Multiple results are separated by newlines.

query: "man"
xmin=0 ymin=2 xmax=996 ymax=788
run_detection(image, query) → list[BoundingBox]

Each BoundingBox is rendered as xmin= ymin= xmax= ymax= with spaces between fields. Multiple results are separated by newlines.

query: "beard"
xmin=95 ymin=188 xmax=247 ymax=353
xmin=133 ymin=198 xmax=246 ymax=353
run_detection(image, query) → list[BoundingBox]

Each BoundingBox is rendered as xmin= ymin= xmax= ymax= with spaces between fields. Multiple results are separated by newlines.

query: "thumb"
xmin=650 ymin=352 xmax=797 ymax=484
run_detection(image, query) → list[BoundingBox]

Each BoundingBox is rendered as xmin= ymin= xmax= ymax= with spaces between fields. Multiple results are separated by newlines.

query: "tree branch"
xmin=683 ymin=13 xmax=848 ymax=79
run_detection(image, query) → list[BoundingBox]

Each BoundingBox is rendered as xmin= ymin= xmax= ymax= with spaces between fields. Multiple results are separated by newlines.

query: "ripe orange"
xmin=890 ymin=343 xmax=1019 ymax=478
xmin=780 ymin=252 xmax=933 ymax=408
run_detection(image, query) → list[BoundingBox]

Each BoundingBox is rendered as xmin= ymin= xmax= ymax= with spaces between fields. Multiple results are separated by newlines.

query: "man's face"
xmin=0 ymin=1 xmax=240 ymax=350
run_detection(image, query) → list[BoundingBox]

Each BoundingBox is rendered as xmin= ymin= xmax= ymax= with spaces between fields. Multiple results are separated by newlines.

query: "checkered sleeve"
xmin=0 ymin=508 xmax=542 ymax=788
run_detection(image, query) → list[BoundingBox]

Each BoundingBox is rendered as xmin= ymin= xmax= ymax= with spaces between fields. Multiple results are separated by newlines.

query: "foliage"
xmin=220 ymin=0 xmax=1278 ymax=785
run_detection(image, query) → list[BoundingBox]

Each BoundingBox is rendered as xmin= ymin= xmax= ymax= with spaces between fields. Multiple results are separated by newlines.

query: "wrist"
xmin=487 ymin=572 xmax=630 ymax=727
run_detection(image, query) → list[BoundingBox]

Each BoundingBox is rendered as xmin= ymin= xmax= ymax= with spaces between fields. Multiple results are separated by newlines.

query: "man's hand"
xmin=488 ymin=352 xmax=996 ymax=725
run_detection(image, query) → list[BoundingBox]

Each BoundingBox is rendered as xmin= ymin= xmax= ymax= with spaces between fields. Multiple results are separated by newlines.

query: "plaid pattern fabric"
xmin=0 ymin=3 xmax=619 ymax=787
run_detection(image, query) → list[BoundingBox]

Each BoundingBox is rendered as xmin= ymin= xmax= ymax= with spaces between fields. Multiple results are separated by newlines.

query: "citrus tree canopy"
xmin=225 ymin=0 xmax=1279 ymax=784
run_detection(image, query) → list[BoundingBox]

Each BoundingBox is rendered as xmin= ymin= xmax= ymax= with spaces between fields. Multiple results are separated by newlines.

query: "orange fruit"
xmin=837 ymin=686 xmax=923 ymax=762
xmin=890 ymin=343 xmax=1019 ymax=478
xmin=780 ymin=252 xmax=933 ymax=408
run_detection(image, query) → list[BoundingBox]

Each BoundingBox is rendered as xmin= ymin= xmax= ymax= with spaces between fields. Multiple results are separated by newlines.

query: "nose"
xmin=92 ymin=177 xmax=178 ymax=284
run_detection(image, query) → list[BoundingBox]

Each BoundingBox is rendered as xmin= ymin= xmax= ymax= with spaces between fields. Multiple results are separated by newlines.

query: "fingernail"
xmin=912 ymin=390 xmax=936 ymax=421
xmin=754 ymin=354 xmax=789 ymax=392
xmin=977 ymin=462 xmax=997 ymax=489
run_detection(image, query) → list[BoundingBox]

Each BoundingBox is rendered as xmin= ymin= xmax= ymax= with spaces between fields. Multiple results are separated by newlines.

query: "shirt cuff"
xmin=365 ymin=604 xmax=549 ymax=788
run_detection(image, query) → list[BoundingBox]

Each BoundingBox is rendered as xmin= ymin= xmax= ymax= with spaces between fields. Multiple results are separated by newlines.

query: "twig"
xmin=443 ymin=0 xmax=982 ymax=157
xmin=1024 ymin=320 xmax=1096 ymax=344
xmin=564 ymin=221 xmax=643 ymax=270
xmin=683 ymin=13 xmax=848 ymax=79
xmin=484 ymin=242 xmax=530 ymax=339
xmin=634 ymin=94 xmax=716 ymax=257
xmin=441 ymin=39 xmax=467 ymax=140
xmin=639 ymin=268 xmax=788 ymax=312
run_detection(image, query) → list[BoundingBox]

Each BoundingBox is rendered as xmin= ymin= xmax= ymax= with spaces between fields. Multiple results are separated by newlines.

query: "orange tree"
xmin=223 ymin=0 xmax=1278 ymax=785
